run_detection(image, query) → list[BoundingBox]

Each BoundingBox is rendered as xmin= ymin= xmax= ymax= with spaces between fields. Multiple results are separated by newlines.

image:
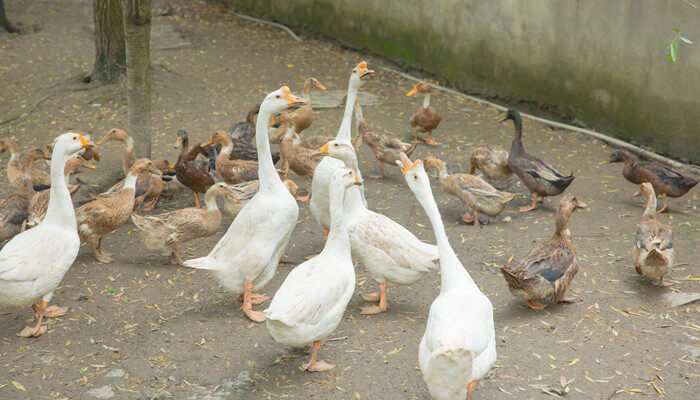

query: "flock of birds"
xmin=0 ymin=61 xmax=697 ymax=399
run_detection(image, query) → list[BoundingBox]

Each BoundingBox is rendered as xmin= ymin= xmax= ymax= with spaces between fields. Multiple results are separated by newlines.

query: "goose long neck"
xmin=43 ymin=150 xmax=76 ymax=227
xmin=422 ymin=92 xmax=431 ymax=108
xmin=337 ymin=81 xmax=359 ymax=144
xmin=419 ymin=186 xmax=478 ymax=292
xmin=338 ymin=154 xmax=367 ymax=209
xmin=255 ymin=105 xmax=283 ymax=190
xmin=325 ymin=181 xmax=351 ymax=256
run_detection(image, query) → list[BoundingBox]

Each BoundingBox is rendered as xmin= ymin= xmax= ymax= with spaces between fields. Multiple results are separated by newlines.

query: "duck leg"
xmin=425 ymin=130 xmax=439 ymax=146
xmin=302 ymin=341 xmax=335 ymax=372
xmin=361 ymin=282 xmax=388 ymax=314
xmin=653 ymin=276 xmax=673 ymax=287
xmin=525 ymin=300 xmax=547 ymax=309
xmin=411 ymin=130 xmax=422 ymax=144
xmin=519 ymin=193 xmax=539 ymax=212
xmin=93 ymin=237 xmax=113 ymax=263
xmin=19 ymin=308 xmax=46 ymax=338
xmin=169 ymin=247 xmax=184 ymax=267
xmin=142 ymin=195 xmax=160 ymax=211
xmin=194 ymin=192 xmax=202 ymax=208
xmin=657 ymin=193 xmax=669 ymax=213
xmin=467 ymin=380 xmax=476 ymax=400
xmin=461 ymin=211 xmax=481 ymax=227
xmin=370 ymin=163 xmax=385 ymax=179
xmin=19 ymin=301 xmax=68 ymax=338
xmin=241 ymin=280 xmax=265 ymax=323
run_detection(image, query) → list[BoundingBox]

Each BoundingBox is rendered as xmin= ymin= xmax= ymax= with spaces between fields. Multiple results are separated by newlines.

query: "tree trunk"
xmin=121 ymin=0 xmax=151 ymax=158
xmin=0 ymin=0 xmax=18 ymax=33
xmin=89 ymin=0 xmax=126 ymax=85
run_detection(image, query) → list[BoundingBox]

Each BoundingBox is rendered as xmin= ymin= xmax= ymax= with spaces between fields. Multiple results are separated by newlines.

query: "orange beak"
xmin=353 ymin=172 xmax=362 ymax=185
xmin=82 ymin=162 xmax=97 ymax=170
xmin=316 ymin=82 xmax=327 ymax=90
xmin=397 ymin=153 xmax=421 ymax=175
xmin=78 ymin=134 xmax=91 ymax=149
xmin=318 ymin=142 xmax=330 ymax=154
xmin=282 ymin=86 xmax=306 ymax=107
xmin=406 ymin=86 xmax=418 ymax=96
xmin=357 ymin=61 xmax=375 ymax=80
xmin=201 ymin=136 xmax=215 ymax=147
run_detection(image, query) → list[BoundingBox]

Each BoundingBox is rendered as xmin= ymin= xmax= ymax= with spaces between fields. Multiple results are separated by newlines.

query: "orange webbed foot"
xmin=43 ymin=305 xmax=69 ymax=318
xmin=557 ymin=297 xmax=576 ymax=303
xmin=518 ymin=204 xmax=537 ymax=213
xmin=19 ymin=324 xmax=47 ymax=338
xmin=360 ymin=305 xmax=387 ymax=315
xmin=361 ymin=292 xmax=381 ymax=302
xmin=244 ymin=308 xmax=265 ymax=323
xmin=303 ymin=360 xmax=335 ymax=372
xmin=526 ymin=300 xmax=547 ymax=310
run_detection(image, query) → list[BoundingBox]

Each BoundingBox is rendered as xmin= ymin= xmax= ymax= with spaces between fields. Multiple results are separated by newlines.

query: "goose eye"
xmin=414 ymin=174 xmax=418 ymax=180
xmin=333 ymin=143 xmax=338 ymax=147
xmin=275 ymin=95 xmax=280 ymax=99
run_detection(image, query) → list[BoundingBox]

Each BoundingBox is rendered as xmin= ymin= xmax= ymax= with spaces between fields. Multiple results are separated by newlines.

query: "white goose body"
xmin=184 ymin=88 xmax=301 ymax=297
xmin=398 ymin=155 xmax=496 ymax=400
xmin=0 ymin=133 xmax=89 ymax=309
xmin=265 ymin=168 xmax=357 ymax=348
xmin=310 ymin=62 xmax=371 ymax=230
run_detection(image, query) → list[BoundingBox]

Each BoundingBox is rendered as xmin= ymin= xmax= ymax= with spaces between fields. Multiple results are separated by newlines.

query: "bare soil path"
xmin=0 ymin=1 xmax=697 ymax=399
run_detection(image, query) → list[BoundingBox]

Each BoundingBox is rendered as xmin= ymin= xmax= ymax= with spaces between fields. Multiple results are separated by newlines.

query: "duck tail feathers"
xmin=552 ymin=173 xmax=574 ymax=189
xmin=498 ymin=191 xmax=517 ymax=204
xmin=644 ymin=248 xmax=669 ymax=267
xmin=500 ymin=267 xmax=520 ymax=288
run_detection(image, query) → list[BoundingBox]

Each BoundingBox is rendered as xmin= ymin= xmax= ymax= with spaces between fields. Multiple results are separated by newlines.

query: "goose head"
xmin=318 ymin=140 xmax=357 ymax=166
xmin=332 ymin=167 xmax=363 ymax=190
xmin=54 ymin=132 xmax=93 ymax=159
xmin=261 ymin=86 xmax=307 ymax=115
xmin=349 ymin=61 xmax=375 ymax=89
xmin=396 ymin=153 xmax=432 ymax=198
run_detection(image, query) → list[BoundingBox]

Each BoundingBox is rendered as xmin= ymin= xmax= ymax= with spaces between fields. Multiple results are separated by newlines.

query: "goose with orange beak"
xmin=184 ymin=87 xmax=307 ymax=323
xmin=0 ymin=132 xmax=93 ymax=337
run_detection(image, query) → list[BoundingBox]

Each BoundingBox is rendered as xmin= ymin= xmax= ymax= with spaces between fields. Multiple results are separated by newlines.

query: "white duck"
xmin=0 ymin=132 xmax=92 ymax=337
xmin=397 ymin=153 xmax=496 ymax=400
xmin=309 ymin=61 xmax=373 ymax=239
xmin=184 ymin=86 xmax=306 ymax=322
xmin=320 ymin=141 xmax=439 ymax=314
xmin=265 ymin=167 xmax=361 ymax=372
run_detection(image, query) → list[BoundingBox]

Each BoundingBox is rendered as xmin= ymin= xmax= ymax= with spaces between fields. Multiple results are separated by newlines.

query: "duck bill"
xmin=316 ymin=82 xmax=327 ymax=90
xmin=200 ymin=137 xmax=215 ymax=148
xmin=406 ymin=87 xmax=418 ymax=96
xmin=82 ymin=162 xmax=97 ymax=170
xmin=149 ymin=167 xmax=163 ymax=178
xmin=577 ymin=201 xmax=588 ymax=209
xmin=632 ymin=190 xmax=641 ymax=197
xmin=318 ymin=142 xmax=329 ymax=155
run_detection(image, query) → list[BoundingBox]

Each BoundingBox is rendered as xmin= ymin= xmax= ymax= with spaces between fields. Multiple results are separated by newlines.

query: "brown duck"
xmin=228 ymin=104 xmax=260 ymax=143
xmin=352 ymin=96 xmax=416 ymax=178
xmin=0 ymin=161 xmax=36 ymax=242
xmin=203 ymin=131 xmax=258 ymax=184
xmin=407 ymin=81 xmax=442 ymax=146
xmin=175 ymin=130 xmax=215 ymax=208
xmin=424 ymin=156 xmax=516 ymax=227
xmin=608 ymin=150 xmax=697 ymax=213
xmin=77 ymin=159 xmax=161 ymax=263
xmin=279 ymin=117 xmax=325 ymax=201
xmin=131 ymin=182 xmax=234 ymax=266
xmin=276 ymin=77 xmax=326 ymax=135
xmin=26 ymin=155 xmax=95 ymax=229
xmin=633 ymin=183 xmax=675 ymax=286
xmin=97 ymin=128 xmax=134 ymax=176
xmin=503 ymin=108 xmax=574 ymax=212
xmin=2 ymin=141 xmax=51 ymax=191
xmin=500 ymin=194 xmax=587 ymax=309
xmin=470 ymin=144 xmax=513 ymax=183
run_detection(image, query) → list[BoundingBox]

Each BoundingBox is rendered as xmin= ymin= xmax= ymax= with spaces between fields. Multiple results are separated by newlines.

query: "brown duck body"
xmin=0 ymin=183 xmax=33 ymax=242
xmin=6 ymin=145 xmax=51 ymax=191
xmin=634 ymin=183 xmax=675 ymax=285
xmin=229 ymin=104 xmax=260 ymax=143
xmin=175 ymin=131 xmax=215 ymax=197
xmin=280 ymin=130 xmax=324 ymax=179
xmin=207 ymin=132 xmax=259 ymax=185
xmin=613 ymin=152 xmax=697 ymax=198
xmin=470 ymin=144 xmax=513 ymax=182
xmin=285 ymin=77 xmax=326 ymax=134
xmin=500 ymin=194 xmax=586 ymax=307
xmin=410 ymin=107 xmax=441 ymax=134
xmin=354 ymin=99 xmax=416 ymax=168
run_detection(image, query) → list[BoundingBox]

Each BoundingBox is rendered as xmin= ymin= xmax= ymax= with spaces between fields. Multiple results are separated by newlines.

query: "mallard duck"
xmin=175 ymin=130 xmax=215 ymax=208
xmin=77 ymin=158 xmax=161 ymax=263
xmin=265 ymin=167 xmax=360 ymax=372
xmin=397 ymin=153 xmax=496 ymax=400
xmin=184 ymin=86 xmax=306 ymax=323
xmin=408 ymin=81 xmax=442 ymax=146
xmin=633 ymin=182 xmax=675 ymax=286
xmin=469 ymin=144 xmax=513 ymax=183
xmin=500 ymin=194 xmax=587 ymax=309
xmin=26 ymin=155 xmax=95 ymax=229
xmin=352 ymin=96 xmax=416 ymax=178
xmin=131 ymin=182 xmax=234 ymax=266
xmin=203 ymin=131 xmax=258 ymax=184
xmin=423 ymin=156 xmax=516 ymax=227
xmin=222 ymin=179 xmax=298 ymax=218
xmin=96 ymin=128 xmax=134 ymax=176
xmin=3 ymin=143 xmax=52 ymax=191
xmin=503 ymin=108 xmax=574 ymax=212
xmin=280 ymin=118 xmax=325 ymax=202
xmin=311 ymin=61 xmax=374 ymax=236
xmin=229 ymin=104 xmax=260 ymax=143
xmin=322 ymin=141 xmax=438 ymax=314
xmin=608 ymin=150 xmax=697 ymax=213
xmin=0 ymin=132 xmax=92 ymax=337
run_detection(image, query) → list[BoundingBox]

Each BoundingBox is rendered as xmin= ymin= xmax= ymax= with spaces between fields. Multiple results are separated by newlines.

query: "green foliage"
xmin=662 ymin=21 xmax=693 ymax=62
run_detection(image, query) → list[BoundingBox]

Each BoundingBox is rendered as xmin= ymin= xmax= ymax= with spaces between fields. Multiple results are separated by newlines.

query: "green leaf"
xmin=683 ymin=0 xmax=697 ymax=8
xmin=106 ymin=286 xmax=115 ymax=293
xmin=679 ymin=35 xmax=694 ymax=44
xmin=673 ymin=28 xmax=680 ymax=33
xmin=668 ymin=40 xmax=678 ymax=62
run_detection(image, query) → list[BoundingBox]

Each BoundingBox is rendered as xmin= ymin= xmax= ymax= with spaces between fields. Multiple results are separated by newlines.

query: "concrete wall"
xmin=231 ymin=0 xmax=700 ymax=162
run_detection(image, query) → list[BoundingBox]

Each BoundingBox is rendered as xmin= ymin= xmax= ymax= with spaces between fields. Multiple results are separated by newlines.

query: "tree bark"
xmin=121 ymin=0 xmax=151 ymax=158
xmin=0 ymin=0 xmax=18 ymax=33
xmin=89 ymin=0 xmax=126 ymax=85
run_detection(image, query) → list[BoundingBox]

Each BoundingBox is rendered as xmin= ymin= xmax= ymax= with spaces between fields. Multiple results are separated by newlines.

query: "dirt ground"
xmin=1 ymin=1 xmax=698 ymax=399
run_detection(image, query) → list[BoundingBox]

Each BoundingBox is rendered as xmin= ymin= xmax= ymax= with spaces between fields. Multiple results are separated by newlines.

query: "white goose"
xmin=309 ymin=61 xmax=373 ymax=238
xmin=397 ymin=154 xmax=496 ymax=400
xmin=320 ymin=141 xmax=438 ymax=314
xmin=0 ymin=132 xmax=92 ymax=337
xmin=265 ymin=167 xmax=361 ymax=372
xmin=184 ymin=87 xmax=306 ymax=322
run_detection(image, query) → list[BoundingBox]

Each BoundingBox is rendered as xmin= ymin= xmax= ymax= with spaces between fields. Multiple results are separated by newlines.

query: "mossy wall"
xmin=231 ymin=0 xmax=699 ymax=162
